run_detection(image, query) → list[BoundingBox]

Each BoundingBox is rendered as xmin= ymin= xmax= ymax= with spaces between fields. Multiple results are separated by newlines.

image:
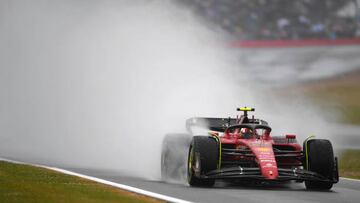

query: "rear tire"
xmin=303 ymin=139 xmax=335 ymax=190
xmin=187 ymin=136 xmax=218 ymax=187
xmin=161 ymin=134 xmax=192 ymax=182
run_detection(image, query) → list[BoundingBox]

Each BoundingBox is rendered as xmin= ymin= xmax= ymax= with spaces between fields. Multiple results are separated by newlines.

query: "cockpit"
xmin=224 ymin=124 xmax=272 ymax=139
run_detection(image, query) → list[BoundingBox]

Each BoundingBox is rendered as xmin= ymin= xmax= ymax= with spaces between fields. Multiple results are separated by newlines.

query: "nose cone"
xmin=252 ymin=143 xmax=279 ymax=179
xmin=261 ymin=164 xmax=278 ymax=180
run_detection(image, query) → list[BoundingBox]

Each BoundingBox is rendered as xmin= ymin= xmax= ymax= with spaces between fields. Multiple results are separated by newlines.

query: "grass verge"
xmin=339 ymin=149 xmax=360 ymax=180
xmin=299 ymin=70 xmax=360 ymax=124
xmin=0 ymin=161 xmax=162 ymax=203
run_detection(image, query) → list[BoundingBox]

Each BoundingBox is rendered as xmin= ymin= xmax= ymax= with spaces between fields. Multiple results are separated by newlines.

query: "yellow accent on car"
xmin=237 ymin=107 xmax=255 ymax=111
xmin=208 ymin=132 xmax=219 ymax=136
xmin=210 ymin=134 xmax=222 ymax=169
xmin=304 ymin=135 xmax=315 ymax=170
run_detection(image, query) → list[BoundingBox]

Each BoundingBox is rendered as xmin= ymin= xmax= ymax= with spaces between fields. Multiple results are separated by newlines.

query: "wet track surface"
xmin=71 ymin=168 xmax=360 ymax=203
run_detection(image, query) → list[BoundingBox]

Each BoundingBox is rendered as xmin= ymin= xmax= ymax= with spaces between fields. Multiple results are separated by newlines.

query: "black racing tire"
xmin=187 ymin=136 xmax=218 ymax=187
xmin=303 ymin=139 xmax=335 ymax=190
xmin=161 ymin=134 xmax=192 ymax=182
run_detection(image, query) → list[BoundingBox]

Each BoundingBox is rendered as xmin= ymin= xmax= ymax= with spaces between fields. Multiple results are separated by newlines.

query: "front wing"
xmin=199 ymin=165 xmax=339 ymax=183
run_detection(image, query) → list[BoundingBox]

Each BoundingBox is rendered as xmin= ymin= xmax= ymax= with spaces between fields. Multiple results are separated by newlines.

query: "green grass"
xmin=339 ymin=149 xmax=360 ymax=179
xmin=299 ymin=72 xmax=360 ymax=124
xmin=308 ymin=86 xmax=360 ymax=124
xmin=0 ymin=161 xmax=162 ymax=203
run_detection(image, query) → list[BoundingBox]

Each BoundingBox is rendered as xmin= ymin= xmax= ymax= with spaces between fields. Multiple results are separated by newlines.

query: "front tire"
xmin=187 ymin=136 xmax=218 ymax=187
xmin=304 ymin=139 xmax=335 ymax=190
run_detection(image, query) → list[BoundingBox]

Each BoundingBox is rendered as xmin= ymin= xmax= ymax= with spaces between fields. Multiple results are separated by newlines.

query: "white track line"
xmin=340 ymin=177 xmax=360 ymax=182
xmin=0 ymin=158 xmax=193 ymax=203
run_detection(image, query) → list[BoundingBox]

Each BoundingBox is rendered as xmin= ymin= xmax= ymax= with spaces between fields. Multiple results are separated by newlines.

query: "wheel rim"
xmin=187 ymin=146 xmax=194 ymax=182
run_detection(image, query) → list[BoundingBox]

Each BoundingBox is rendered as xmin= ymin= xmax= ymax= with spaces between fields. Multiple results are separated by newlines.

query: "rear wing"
xmin=186 ymin=117 xmax=268 ymax=134
xmin=186 ymin=117 xmax=237 ymax=133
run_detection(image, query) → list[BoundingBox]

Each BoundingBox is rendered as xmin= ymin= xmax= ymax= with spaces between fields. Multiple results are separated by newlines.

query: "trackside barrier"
xmin=231 ymin=38 xmax=360 ymax=48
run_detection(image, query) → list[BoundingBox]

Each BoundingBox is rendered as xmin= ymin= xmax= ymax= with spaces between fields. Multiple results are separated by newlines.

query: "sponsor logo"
xmin=256 ymin=147 xmax=270 ymax=152
xmin=260 ymin=159 xmax=276 ymax=162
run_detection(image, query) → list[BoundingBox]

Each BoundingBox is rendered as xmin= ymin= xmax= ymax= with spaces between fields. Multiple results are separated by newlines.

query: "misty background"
xmin=0 ymin=0 xmax=359 ymax=180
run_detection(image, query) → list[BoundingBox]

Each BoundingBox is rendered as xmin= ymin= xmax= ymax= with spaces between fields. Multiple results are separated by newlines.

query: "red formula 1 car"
xmin=161 ymin=107 xmax=339 ymax=190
